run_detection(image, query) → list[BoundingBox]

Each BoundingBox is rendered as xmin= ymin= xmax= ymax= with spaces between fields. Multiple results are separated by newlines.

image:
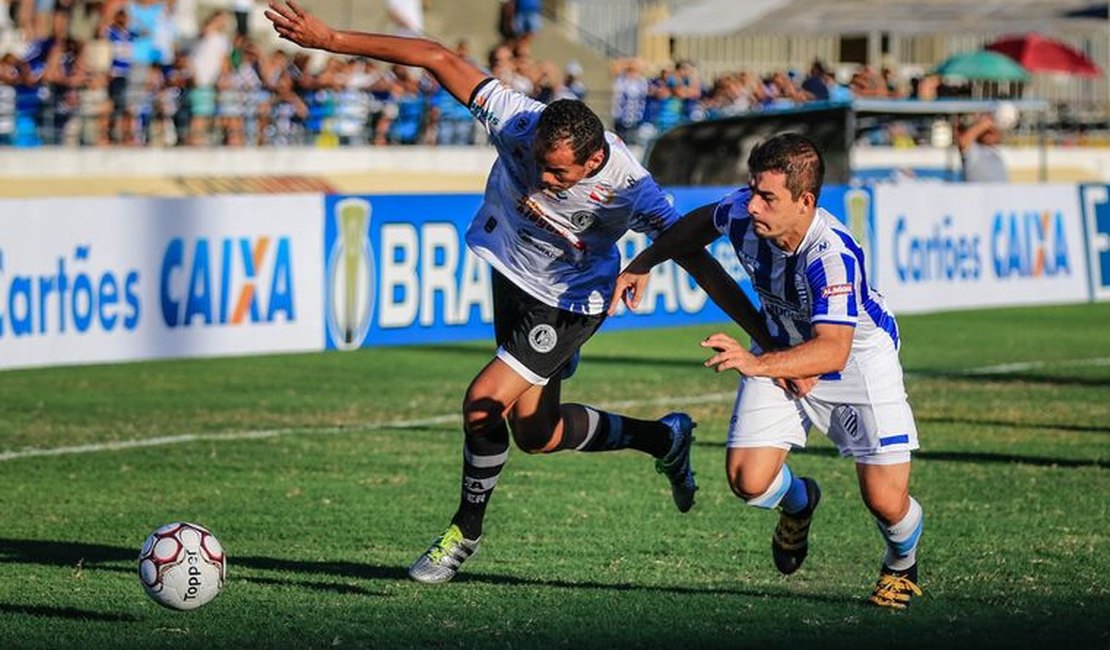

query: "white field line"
xmin=956 ymin=357 xmax=1110 ymax=375
xmin=2 ymin=357 xmax=1107 ymax=463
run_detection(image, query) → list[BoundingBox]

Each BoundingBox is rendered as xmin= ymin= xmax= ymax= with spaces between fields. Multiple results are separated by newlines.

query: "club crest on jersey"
xmin=589 ymin=182 xmax=615 ymax=205
xmin=569 ymin=211 xmax=596 ymax=231
xmin=821 ymin=283 xmax=854 ymax=298
xmin=528 ymin=324 xmax=558 ymax=353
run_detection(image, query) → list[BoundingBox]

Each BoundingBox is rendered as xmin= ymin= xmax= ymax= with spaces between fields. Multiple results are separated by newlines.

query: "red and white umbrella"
xmin=985 ymin=33 xmax=1103 ymax=77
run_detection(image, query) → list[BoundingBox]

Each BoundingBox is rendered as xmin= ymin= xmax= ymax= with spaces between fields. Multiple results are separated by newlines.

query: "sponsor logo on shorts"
xmin=528 ymin=324 xmax=558 ymax=353
xmin=821 ymin=283 xmax=854 ymax=298
xmin=833 ymin=405 xmax=861 ymax=440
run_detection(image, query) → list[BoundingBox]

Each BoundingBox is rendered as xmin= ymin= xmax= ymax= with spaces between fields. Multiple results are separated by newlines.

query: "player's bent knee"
xmin=462 ymin=396 xmax=506 ymax=437
xmin=507 ymin=416 xmax=559 ymax=454
xmin=728 ymin=468 xmax=776 ymax=506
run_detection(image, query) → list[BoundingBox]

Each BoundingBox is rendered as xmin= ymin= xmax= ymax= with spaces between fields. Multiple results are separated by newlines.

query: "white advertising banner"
xmin=0 ymin=195 xmax=323 ymax=370
xmin=873 ymin=184 xmax=1089 ymax=314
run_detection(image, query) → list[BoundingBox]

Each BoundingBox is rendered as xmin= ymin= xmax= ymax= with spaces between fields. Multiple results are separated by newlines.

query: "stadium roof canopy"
xmin=651 ymin=0 xmax=1110 ymax=36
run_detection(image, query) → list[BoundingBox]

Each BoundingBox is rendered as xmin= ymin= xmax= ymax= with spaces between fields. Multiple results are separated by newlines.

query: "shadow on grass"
xmin=909 ymin=369 xmax=1110 ymax=388
xmin=0 ymin=603 xmax=139 ymax=622
xmin=0 ymin=538 xmax=849 ymax=604
xmin=916 ymin=415 xmax=1110 ymax=434
xmin=0 ymin=539 xmax=390 ymax=598
xmin=693 ymin=441 xmax=1108 ymax=469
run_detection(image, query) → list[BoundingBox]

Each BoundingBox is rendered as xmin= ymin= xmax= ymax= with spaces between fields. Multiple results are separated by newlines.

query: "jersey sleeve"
xmin=805 ymin=251 xmax=860 ymax=327
xmin=467 ymin=78 xmax=546 ymax=144
xmin=711 ymin=187 xmax=752 ymax=235
xmin=626 ymin=174 xmax=681 ymax=238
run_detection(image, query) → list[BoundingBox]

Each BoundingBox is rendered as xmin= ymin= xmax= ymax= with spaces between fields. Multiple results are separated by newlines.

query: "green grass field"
xmin=0 ymin=303 xmax=1107 ymax=649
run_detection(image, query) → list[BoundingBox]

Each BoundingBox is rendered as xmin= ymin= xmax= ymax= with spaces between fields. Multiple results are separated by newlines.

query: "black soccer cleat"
xmin=771 ymin=477 xmax=821 ymax=575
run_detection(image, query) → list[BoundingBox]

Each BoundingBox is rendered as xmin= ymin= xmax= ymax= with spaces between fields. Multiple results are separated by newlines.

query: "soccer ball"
xmin=138 ymin=522 xmax=227 ymax=610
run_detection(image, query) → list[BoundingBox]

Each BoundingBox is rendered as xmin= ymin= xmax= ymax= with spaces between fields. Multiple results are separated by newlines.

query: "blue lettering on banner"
xmin=160 ymin=236 xmax=295 ymax=328
xmin=0 ymin=245 xmax=140 ymax=339
xmin=990 ymin=209 xmax=1070 ymax=279
xmin=1081 ymin=184 xmax=1110 ymax=295
xmin=893 ymin=215 xmax=982 ymax=283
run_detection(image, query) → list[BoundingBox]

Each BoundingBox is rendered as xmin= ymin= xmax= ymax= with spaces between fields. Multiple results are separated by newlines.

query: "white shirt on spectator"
xmin=385 ymin=0 xmax=424 ymax=37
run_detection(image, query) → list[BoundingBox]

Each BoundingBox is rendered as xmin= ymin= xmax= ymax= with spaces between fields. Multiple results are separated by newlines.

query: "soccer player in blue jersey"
xmin=610 ymin=134 xmax=925 ymax=609
xmin=264 ymin=1 xmax=770 ymax=584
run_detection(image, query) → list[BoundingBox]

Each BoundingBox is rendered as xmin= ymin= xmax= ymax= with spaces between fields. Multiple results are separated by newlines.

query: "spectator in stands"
xmin=125 ymin=61 xmax=161 ymax=145
xmin=610 ymin=56 xmax=647 ymax=145
xmin=188 ymin=9 xmax=231 ymax=145
xmin=645 ymin=66 xmax=682 ymax=136
xmin=508 ymin=0 xmax=542 ymax=48
xmin=801 ymin=60 xmax=830 ymax=101
xmin=958 ymin=113 xmax=1008 ymax=182
xmin=101 ymin=4 xmax=132 ymax=143
xmin=380 ymin=64 xmax=425 ymax=144
xmin=561 ymin=60 xmax=586 ymax=101
xmin=427 ymin=78 xmax=473 ymax=145
xmin=264 ymin=65 xmax=306 ymax=145
xmin=673 ymin=59 xmax=702 ymax=121
xmin=702 ymin=72 xmax=755 ymax=119
xmin=911 ymin=73 xmax=939 ymax=101
xmin=881 ymin=67 xmax=903 ymax=98
xmin=161 ymin=49 xmax=192 ymax=144
xmin=0 ymin=53 xmax=19 ymax=145
xmin=488 ymin=42 xmax=530 ymax=95
xmin=127 ymin=0 xmax=171 ymax=69
xmin=850 ymin=66 xmax=886 ymax=98
xmin=332 ymin=58 xmax=370 ymax=145
xmin=765 ymin=70 xmax=805 ymax=107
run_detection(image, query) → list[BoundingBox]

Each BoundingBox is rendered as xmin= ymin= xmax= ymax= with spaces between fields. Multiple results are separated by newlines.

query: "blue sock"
xmin=779 ymin=469 xmax=810 ymax=515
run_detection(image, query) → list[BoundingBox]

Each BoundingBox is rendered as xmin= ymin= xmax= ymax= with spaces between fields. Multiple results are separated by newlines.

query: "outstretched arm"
xmin=610 ymin=203 xmax=775 ymax=346
xmin=265 ymin=1 xmax=486 ymax=104
xmin=609 ymin=203 xmax=719 ymax=314
xmin=702 ymin=323 xmax=853 ymax=380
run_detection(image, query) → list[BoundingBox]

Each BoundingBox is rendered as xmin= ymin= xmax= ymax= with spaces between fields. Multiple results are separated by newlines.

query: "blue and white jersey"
xmin=712 ymin=187 xmax=900 ymax=355
xmin=465 ymin=78 xmax=680 ymax=315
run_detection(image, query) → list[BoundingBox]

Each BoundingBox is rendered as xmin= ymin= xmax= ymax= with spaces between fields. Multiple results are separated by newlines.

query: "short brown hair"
xmin=748 ymin=133 xmax=825 ymax=201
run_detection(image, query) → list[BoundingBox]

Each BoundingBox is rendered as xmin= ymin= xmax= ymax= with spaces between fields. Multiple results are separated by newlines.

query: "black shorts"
xmin=492 ymin=270 xmax=605 ymax=385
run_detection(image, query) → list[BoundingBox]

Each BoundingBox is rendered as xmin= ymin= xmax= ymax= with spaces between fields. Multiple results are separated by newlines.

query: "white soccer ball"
xmin=138 ymin=522 xmax=227 ymax=610
xmin=993 ymin=101 xmax=1019 ymax=131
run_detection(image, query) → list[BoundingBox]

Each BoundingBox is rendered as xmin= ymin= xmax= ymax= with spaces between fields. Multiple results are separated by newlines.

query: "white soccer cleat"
xmin=408 ymin=524 xmax=481 ymax=584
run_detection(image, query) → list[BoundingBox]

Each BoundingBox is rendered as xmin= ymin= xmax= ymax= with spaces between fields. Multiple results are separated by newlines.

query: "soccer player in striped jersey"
xmin=611 ymin=134 xmax=925 ymax=609
xmin=264 ymin=1 xmax=769 ymax=584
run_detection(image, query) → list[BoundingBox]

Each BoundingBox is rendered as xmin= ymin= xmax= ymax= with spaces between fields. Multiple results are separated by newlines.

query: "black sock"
xmin=451 ymin=420 xmax=509 ymax=540
xmin=560 ymin=405 xmax=671 ymax=458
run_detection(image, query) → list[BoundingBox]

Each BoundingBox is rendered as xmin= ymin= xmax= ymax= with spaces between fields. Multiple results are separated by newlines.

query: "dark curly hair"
xmin=535 ymin=99 xmax=606 ymax=164
xmin=748 ymin=133 xmax=825 ymax=201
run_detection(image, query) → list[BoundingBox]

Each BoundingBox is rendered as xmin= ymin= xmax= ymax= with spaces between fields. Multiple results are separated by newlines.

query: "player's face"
xmin=747 ymin=170 xmax=814 ymax=244
xmin=535 ymin=140 xmax=603 ymax=192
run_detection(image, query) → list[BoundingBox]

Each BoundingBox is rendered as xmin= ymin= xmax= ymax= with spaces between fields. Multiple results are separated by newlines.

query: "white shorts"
xmin=725 ymin=348 xmax=918 ymax=465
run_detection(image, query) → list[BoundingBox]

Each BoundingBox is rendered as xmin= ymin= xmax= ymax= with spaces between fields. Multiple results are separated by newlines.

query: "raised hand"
xmin=265 ymin=1 xmax=335 ymax=51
